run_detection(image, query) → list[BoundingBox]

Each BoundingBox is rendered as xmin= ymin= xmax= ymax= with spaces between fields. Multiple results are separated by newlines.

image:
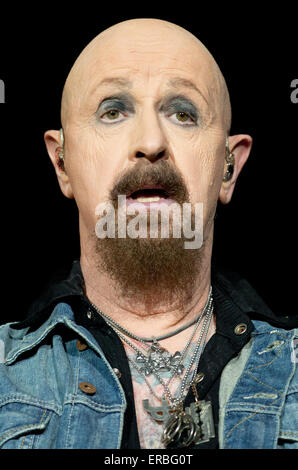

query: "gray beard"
xmin=94 ymin=220 xmax=204 ymax=311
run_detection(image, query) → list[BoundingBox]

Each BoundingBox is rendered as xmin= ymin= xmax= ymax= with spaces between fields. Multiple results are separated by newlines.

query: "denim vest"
xmin=0 ymin=302 xmax=297 ymax=449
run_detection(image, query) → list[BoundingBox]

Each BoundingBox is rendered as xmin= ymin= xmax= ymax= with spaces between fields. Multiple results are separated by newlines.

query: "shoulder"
xmin=0 ymin=302 xmax=77 ymax=366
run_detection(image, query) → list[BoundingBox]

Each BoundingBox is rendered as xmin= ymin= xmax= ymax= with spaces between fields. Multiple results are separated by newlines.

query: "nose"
xmin=130 ymin=107 xmax=168 ymax=163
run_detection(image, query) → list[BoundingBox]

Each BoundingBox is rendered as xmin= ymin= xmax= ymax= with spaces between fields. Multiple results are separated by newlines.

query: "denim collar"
xmin=5 ymin=301 xmax=103 ymax=365
xmin=7 ymin=259 xmax=297 ymax=366
xmin=11 ymin=258 xmax=298 ymax=337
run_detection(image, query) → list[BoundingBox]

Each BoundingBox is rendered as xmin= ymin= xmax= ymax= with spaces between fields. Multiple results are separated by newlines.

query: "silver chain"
xmin=107 ymin=305 xmax=204 ymax=393
xmin=89 ymin=286 xmax=212 ymax=345
xmin=88 ymin=288 xmax=214 ymax=409
xmin=89 ymin=289 xmax=212 ymax=376
xmin=106 ymin=302 xmax=206 ymax=373
xmin=126 ymin=300 xmax=213 ymax=407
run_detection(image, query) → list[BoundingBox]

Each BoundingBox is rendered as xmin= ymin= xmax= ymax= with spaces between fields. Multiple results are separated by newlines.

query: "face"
xmin=46 ymin=20 xmax=244 ymax=304
xmin=62 ymin=21 xmax=227 ymax=242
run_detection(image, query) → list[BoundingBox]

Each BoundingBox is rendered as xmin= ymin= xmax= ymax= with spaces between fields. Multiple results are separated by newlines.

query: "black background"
xmin=0 ymin=4 xmax=297 ymax=324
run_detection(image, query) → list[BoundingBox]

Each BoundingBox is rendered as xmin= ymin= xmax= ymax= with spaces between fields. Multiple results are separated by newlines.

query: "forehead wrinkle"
xmin=61 ymin=19 xmax=231 ymax=132
xmin=90 ymin=77 xmax=133 ymax=96
xmin=88 ymin=75 xmax=210 ymax=104
xmin=167 ymin=77 xmax=209 ymax=106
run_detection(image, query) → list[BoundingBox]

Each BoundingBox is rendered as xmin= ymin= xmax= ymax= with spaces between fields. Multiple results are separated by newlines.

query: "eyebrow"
xmin=92 ymin=76 xmax=208 ymax=105
xmin=96 ymin=77 xmax=133 ymax=90
xmin=167 ymin=77 xmax=209 ymax=106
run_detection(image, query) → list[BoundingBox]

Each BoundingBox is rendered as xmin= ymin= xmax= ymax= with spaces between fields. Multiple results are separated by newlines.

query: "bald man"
xmin=0 ymin=19 xmax=297 ymax=450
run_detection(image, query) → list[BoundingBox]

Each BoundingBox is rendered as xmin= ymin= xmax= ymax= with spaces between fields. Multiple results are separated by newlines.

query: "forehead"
xmin=62 ymin=22 xmax=225 ymax=129
xmin=73 ymin=28 xmax=217 ymax=101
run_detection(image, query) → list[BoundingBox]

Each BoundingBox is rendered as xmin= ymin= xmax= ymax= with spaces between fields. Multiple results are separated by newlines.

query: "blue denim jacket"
xmin=0 ymin=301 xmax=297 ymax=449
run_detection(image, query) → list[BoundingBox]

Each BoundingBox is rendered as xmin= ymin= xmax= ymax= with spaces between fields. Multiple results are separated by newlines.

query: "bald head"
xmin=60 ymin=18 xmax=231 ymax=134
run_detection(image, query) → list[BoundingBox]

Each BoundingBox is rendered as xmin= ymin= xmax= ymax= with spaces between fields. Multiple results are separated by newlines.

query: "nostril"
xmin=136 ymin=151 xmax=145 ymax=158
xmin=156 ymin=150 xmax=166 ymax=159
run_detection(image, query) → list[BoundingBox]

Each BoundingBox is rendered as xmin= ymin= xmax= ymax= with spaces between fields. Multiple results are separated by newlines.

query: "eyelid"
xmin=97 ymin=94 xmax=135 ymax=113
xmin=97 ymin=100 xmax=130 ymax=123
xmin=160 ymin=98 xmax=199 ymax=121
xmin=99 ymin=102 xmax=131 ymax=116
xmin=162 ymin=100 xmax=198 ymax=118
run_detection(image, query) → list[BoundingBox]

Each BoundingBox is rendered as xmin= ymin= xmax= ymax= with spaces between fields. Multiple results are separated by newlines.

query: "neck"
xmin=80 ymin=238 xmax=213 ymax=340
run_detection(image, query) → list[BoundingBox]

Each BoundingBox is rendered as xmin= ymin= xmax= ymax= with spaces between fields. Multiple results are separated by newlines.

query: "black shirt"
xmin=15 ymin=260 xmax=298 ymax=449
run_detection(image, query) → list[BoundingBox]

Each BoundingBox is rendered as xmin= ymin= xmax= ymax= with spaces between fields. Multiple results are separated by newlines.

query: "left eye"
xmin=175 ymin=111 xmax=192 ymax=122
xmin=168 ymin=110 xmax=196 ymax=125
xmin=102 ymin=109 xmax=121 ymax=120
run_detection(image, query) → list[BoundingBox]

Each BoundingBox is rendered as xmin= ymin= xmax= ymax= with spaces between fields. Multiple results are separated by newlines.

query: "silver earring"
xmin=57 ymin=128 xmax=64 ymax=161
xmin=59 ymin=128 xmax=64 ymax=147
xmin=55 ymin=128 xmax=64 ymax=165
xmin=223 ymin=137 xmax=234 ymax=182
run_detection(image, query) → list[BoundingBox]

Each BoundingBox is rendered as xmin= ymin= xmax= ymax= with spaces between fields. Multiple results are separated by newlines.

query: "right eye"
xmin=100 ymin=109 xmax=123 ymax=121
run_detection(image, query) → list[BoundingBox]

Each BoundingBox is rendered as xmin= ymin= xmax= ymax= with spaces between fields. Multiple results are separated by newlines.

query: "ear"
xmin=219 ymin=134 xmax=253 ymax=204
xmin=44 ymin=129 xmax=74 ymax=199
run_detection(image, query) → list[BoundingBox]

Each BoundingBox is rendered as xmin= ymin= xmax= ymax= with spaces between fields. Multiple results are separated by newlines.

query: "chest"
xmin=123 ymin=339 xmax=205 ymax=449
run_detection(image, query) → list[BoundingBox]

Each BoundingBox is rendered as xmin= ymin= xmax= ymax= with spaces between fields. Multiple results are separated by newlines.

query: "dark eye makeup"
xmin=96 ymin=92 xmax=200 ymax=125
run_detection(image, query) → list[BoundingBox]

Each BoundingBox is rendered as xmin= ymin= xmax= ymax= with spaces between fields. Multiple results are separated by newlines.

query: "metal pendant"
xmin=186 ymin=401 xmax=215 ymax=445
xmin=162 ymin=410 xmax=197 ymax=448
xmin=143 ymin=398 xmax=172 ymax=422
xmin=143 ymin=398 xmax=215 ymax=448
xmin=136 ymin=341 xmax=184 ymax=376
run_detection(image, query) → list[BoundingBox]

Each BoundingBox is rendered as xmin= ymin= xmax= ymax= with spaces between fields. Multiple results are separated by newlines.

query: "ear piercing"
xmin=55 ymin=128 xmax=64 ymax=167
xmin=223 ymin=137 xmax=235 ymax=182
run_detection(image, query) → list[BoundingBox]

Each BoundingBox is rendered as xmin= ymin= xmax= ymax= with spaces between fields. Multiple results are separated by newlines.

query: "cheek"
xmin=174 ymin=140 xmax=224 ymax=228
xmin=65 ymin=137 xmax=120 ymax=229
xmin=176 ymin=143 xmax=223 ymax=199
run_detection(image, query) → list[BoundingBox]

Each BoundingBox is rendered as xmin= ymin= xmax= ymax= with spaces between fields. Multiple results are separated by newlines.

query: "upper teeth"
xmin=136 ymin=196 xmax=161 ymax=202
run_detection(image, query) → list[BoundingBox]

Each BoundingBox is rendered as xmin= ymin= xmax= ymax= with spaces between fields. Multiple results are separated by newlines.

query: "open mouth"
xmin=127 ymin=186 xmax=170 ymax=203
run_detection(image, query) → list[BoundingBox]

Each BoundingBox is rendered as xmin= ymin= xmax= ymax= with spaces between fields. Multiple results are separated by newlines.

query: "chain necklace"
xmin=161 ymin=305 xmax=215 ymax=448
xmin=106 ymin=303 xmax=206 ymax=377
xmin=131 ymin=300 xmax=213 ymax=406
xmin=89 ymin=287 xmax=213 ymax=377
xmin=88 ymin=289 xmax=215 ymax=448
xmin=129 ymin=301 xmax=215 ymax=448
xmin=88 ymin=285 xmax=211 ymax=342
